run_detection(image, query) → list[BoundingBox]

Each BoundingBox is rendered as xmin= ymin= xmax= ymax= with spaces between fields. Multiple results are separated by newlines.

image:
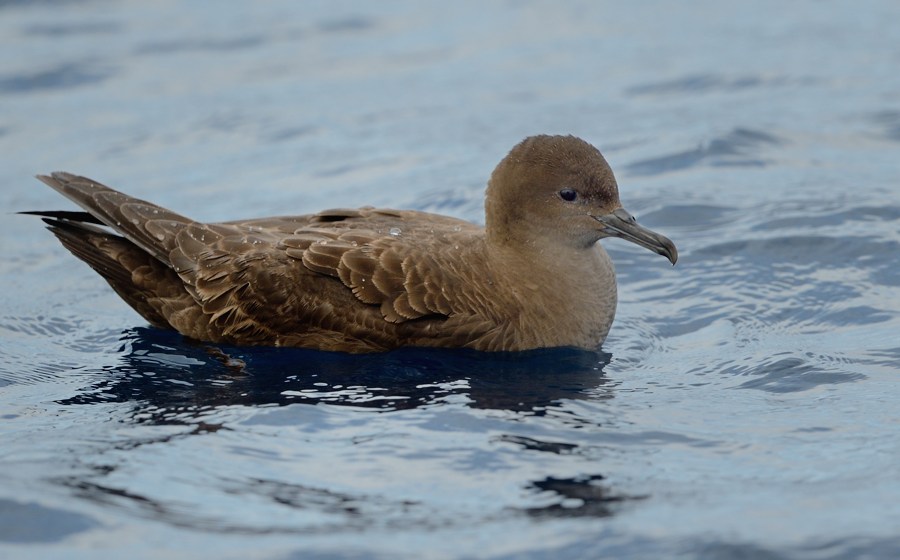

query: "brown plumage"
xmin=26 ymin=135 xmax=677 ymax=353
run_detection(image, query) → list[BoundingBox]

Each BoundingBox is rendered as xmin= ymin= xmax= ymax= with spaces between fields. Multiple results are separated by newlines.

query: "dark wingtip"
xmin=35 ymin=173 xmax=56 ymax=186
xmin=18 ymin=210 xmax=105 ymax=224
xmin=36 ymin=172 xmax=79 ymax=188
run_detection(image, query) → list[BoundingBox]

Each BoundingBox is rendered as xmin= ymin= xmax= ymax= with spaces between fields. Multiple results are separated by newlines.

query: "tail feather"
xmin=19 ymin=210 xmax=104 ymax=224
xmin=41 ymin=216 xmax=176 ymax=330
xmin=35 ymin=172 xmax=192 ymax=266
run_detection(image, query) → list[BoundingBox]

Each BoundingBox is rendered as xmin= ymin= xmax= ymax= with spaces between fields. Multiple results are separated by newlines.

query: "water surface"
xmin=1 ymin=1 xmax=899 ymax=558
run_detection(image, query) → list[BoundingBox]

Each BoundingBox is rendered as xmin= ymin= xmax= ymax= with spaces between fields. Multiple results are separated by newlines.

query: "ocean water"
xmin=1 ymin=1 xmax=899 ymax=559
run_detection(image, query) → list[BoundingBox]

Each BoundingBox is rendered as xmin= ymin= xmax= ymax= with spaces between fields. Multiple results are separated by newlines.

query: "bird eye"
xmin=559 ymin=189 xmax=578 ymax=202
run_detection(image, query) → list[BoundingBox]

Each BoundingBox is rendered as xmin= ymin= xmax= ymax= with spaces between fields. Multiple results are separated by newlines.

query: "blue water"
xmin=2 ymin=1 xmax=900 ymax=558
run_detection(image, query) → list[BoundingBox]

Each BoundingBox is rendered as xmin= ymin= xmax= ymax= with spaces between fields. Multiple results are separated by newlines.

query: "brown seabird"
xmin=26 ymin=135 xmax=677 ymax=353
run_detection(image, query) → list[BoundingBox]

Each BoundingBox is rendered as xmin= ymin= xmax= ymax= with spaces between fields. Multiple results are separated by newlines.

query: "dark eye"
xmin=559 ymin=188 xmax=578 ymax=202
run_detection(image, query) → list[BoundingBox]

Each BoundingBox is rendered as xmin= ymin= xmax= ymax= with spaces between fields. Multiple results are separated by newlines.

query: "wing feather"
xmin=166 ymin=207 xmax=485 ymax=339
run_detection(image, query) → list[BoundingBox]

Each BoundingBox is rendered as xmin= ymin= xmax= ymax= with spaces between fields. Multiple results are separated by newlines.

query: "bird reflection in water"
xmin=60 ymin=327 xmax=614 ymax=418
xmin=55 ymin=327 xmax=633 ymax=526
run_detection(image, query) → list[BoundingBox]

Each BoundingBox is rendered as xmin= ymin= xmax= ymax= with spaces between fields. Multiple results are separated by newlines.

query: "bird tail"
xmin=26 ymin=213 xmax=177 ymax=329
xmin=34 ymin=172 xmax=192 ymax=267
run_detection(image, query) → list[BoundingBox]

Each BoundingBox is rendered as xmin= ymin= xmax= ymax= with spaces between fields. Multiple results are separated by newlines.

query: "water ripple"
xmin=625 ymin=128 xmax=783 ymax=176
xmin=728 ymin=355 xmax=866 ymax=393
xmin=0 ymin=499 xmax=99 ymax=544
xmin=868 ymin=110 xmax=900 ymax=142
xmin=626 ymin=73 xmax=814 ymax=96
xmin=0 ymin=60 xmax=115 ymax=94
xmin=134 ymin=36 xmax=265 ymax=55
xmin=23 ymin=21 xmax=120 ymax=36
